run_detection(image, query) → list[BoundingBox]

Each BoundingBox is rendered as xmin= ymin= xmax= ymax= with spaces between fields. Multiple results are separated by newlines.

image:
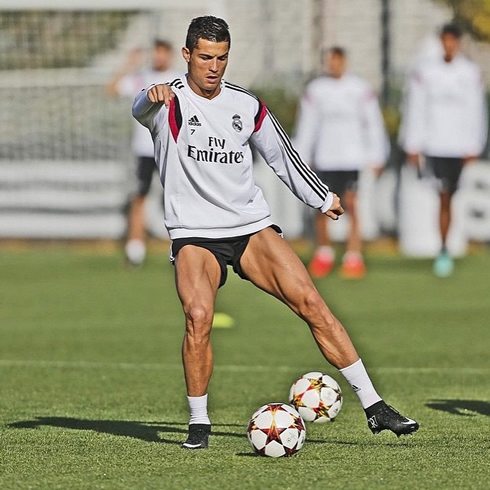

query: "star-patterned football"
xmin=247 ymin=403 xmax=306 ymax=457
xmin=289 ymin=372 xmax=343 ymax=423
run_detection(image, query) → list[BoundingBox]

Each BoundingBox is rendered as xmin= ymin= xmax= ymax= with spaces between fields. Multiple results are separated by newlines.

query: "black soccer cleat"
xmin=366 ymin=402 xmax=419 ymax=437
xmin=181 ymin=424 xmax=211 ymax=449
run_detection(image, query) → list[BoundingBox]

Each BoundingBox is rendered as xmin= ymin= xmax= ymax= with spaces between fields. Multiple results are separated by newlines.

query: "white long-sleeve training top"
xmin=294 ymin=74 xmax=389 ymax=171
xmin=132 ymin=76 xmax=332 ymax=240
xmin=399 ymin=54 xmax=487 ymax=158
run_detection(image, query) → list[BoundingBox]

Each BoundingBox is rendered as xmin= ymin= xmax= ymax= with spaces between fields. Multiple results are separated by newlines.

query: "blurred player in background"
xmin=106 ymin=39 xmax=180 ymax=266
xmin=295 ymin=47 xmax=388 ymax=279
xmin=399 ymin=24 xmax=487 ymax=277
xmin=133 ymin=16 xmax=418 ymax=450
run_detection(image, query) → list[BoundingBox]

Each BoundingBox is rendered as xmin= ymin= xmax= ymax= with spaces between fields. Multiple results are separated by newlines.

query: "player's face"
xmin=326 ymin=53 xmax=346 ymax=78
xmin=441 ymin=33 xmax=460 ymax=61
xmin=182 ymin=39 xmax=229 ymax=99
xmin=152 ymin=46 xmax=173 ymax=72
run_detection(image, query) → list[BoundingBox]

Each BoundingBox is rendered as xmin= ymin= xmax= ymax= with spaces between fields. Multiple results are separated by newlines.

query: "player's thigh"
xmin=427 ymin=157 xmax=463 ymax=195
xmin=240 ymin=227 xmax=318 ymax=308
xmin=174 ymin=245 xmax=221 ymax=315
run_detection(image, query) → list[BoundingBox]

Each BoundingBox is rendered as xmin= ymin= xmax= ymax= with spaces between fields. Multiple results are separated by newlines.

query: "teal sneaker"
xmin=433 ymin=252 xmax=454 ymax=277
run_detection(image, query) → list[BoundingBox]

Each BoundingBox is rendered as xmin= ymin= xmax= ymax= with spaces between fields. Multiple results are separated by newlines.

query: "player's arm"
xmin=105 ymin=48 xmax=145 ymax=97
xmin=464 ymin=69 xmax=488 ymax=162
xmin=362 ymin=87 xmax=390 ymax=175
xmin=132 ymin=84 xmax=175 ymax=132
xmin=147 ymin=84 xmax=175 ymax=107
xmin=250 ymin=104 xmax=342 ymax=220
xmin=398 ymin=70 xmax=426 ymax=166
xmin=293 ymin=86 xmax=321 ymax=167
xmin=324 ymin=193 xmax=344 ymax=220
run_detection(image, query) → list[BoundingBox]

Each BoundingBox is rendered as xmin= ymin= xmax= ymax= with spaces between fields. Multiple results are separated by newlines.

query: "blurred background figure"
xmin=106 ymin=39 xmax=179 ymax=266
xmin=399 ymin=24 xmax=488 ymax=277
xmin=2 ymin=2 xmax=489 ymax=253
xmin=294 ymin=47 xmax=388 ymax=280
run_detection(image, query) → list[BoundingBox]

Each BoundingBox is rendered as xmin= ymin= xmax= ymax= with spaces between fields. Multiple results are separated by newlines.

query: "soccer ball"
xmin=247 ymin=403 xmax=306 ymax=457
xmin=289 ymin=371 xmax=343 ymax=423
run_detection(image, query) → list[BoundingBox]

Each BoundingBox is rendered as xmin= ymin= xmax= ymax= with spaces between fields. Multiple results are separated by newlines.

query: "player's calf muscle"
xmin=310 ymin=319 xmax=358 ymax=367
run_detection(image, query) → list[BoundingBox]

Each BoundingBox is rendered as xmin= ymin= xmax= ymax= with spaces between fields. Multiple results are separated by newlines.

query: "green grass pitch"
xmin=1 ymin=245 xmax=489 ymax=489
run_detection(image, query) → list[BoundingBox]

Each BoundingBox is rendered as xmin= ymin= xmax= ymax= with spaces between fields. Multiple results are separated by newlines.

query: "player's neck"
xmin=186 ymin=75 xmax=222 ymax=100
xmin=443 ymin=52 xmax=458 ymax=63
xmin=328 ymin=71 xmax=344 ymax=79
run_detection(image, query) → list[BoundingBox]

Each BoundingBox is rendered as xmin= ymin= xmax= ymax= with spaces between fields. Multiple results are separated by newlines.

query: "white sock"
xmin=188 ymin=394 xmax=211 ymax=425
xmin=317 ymin=245 xmax=335 ymax=258
xmin=339 ymin=358 xmax=382 ymax=409
xmin=343 ymin=251 xmax=363 ymax=262
xmin=125 ymin=239 xmax=146 ymax=265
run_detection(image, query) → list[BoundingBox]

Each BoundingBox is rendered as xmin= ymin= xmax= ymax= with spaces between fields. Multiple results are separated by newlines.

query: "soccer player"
xmin=399 ymin=23 xmax=487 ymax=277
xmin=132 ymin=16 xmax=418 ymax=449
xmin=295 ymin=47 xmax=388 ymax=279
xmin=106 ymin=39 xmax=180 ymax=266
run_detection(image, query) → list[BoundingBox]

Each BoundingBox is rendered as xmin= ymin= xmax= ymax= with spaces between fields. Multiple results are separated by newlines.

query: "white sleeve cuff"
xmin=320 ymin=192 xmax=334 ymax=213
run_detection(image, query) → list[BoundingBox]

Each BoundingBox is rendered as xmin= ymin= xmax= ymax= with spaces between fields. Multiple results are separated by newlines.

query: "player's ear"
xmin=182 ymin=47 xmax=191 ymax=63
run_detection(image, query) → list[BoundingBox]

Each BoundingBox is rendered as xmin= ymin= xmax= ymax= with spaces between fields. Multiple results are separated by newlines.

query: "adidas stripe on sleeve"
xmin=225 ymin=81 xmax=332 ymax=211
xmin=250 ymin=104 xmax=333 ymax=212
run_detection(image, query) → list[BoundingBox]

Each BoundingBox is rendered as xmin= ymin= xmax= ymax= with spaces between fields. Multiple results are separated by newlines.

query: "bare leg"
xmin=315 ymin=212 xmax=331 ymax=248
xmin=344 ymin=190 xmax=362 ymax=254
xmin=127 ymin=195 xmax=146 ymax=242
xmin=433 ymin=191 xmax=454 ymax=277
xmin=241 ymin=227 xmax=358 ymax=369
xmin=340 ymin=190 xmax=366 ymax=278
xmin=175 ymin=246 xmax=221 ymax=396
xmin=310 ymin=213 xmax=335 ymax=278
xmin=240 ymin=228 xmax=419 ymax=435
xmin=439 ymin=191 xmax=452 ymax=248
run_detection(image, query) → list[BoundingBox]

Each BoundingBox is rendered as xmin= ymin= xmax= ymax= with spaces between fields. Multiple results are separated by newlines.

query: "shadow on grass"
xmin=426 ymin=399 xmax=490 ymax=417
xmin=8 ymin=417 xmax=355 ymax=449
xmin=7 ymin=417 xmax=246 ymax=444
xmin=236 ymin=452 xmax=304 ymax=458
xmin=235 ymin=437 xmax=358 ymax=458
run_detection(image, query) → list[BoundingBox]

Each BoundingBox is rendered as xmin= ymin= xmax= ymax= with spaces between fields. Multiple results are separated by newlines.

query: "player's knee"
xmin=184 ymin=305 xmax=213 ymax=339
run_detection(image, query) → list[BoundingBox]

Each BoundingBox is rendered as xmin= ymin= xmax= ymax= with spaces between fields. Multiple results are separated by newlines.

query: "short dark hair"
xmin=153 ymin=39 xmax=173 ymax=51
xmin=185 ymin=16 xmax=231 ymax=52
xmin=328 ymin=46 xmax=346 ymax=58
xmin=440 ymin=23 xmax=462 ymax=38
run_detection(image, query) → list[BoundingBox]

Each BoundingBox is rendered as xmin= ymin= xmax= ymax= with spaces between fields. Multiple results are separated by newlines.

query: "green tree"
xmin=0 ymin=11 xmax=135 ymax=69
xmin=437 ymin=0 xmax=490 ymax=41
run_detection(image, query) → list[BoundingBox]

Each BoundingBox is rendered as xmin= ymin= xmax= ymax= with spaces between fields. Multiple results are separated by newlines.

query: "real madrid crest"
xmin=232 ymin=114 xmax=243 ymax=132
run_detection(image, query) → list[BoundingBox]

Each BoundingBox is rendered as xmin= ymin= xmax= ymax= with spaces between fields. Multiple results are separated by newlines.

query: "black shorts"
xmin=135 ymin=156 xmax=158 ymax=196
xmin=169 ymin=225 xmax=283 ymax=288
xmin=316 ymin=170 xmax=359 ymax=197
xmin=425 ymin=156 xmax=464 ymax=195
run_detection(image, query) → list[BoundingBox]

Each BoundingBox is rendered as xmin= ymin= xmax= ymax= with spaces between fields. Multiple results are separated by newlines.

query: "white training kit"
xmin=294 ymin=74 xmax=389 ymax=171
xmin=132 ymin=76 xmax=333 ymax=240
xmin=399 ymin=54 xmax=487 ymax=158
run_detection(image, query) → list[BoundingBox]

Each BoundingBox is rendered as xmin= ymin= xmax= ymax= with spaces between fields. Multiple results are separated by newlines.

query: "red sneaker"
xmin=340 ymin=253 xmax=366 ymax=279
xmin=309 ymin=250 xmax=335 ymax=278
